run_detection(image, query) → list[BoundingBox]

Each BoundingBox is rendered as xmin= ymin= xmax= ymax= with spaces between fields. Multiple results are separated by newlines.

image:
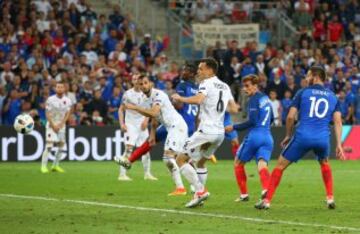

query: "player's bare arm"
xmin=124 ymin=103 xmax=161 ymax=118
xmin=141 ymin=117 xmax=149 ymax=131
xmin=149 ymin=118 xmax=158 ymax=146
xmin=171 ymin=93 xmax=205 ymax=105
xmin=281 ymin=107 xmax=298 ymax=147
xmin=333 ymin=111 xmax=345 ymax=160
xmin=118 ymin=104 xmax=127 ymax=132
xmin=227 ymin=99 xmax=239 ymax=114
xmin=58 ymin=110 xmax=71 ymax=129
xmin=46 ymin=112 xmax=58 ymax=133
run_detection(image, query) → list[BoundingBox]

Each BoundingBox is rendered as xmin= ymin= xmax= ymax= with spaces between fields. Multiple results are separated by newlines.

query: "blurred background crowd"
xmin=0 ymin=0 xmax=360 ymax=128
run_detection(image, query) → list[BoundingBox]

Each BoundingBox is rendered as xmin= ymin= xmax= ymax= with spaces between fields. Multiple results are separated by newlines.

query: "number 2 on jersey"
xmin=309 ymin=97 xmax=329 ymax=118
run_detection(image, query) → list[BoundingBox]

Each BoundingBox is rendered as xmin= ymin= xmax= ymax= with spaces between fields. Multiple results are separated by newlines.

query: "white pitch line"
xmin=1 ymin=193 xmax=360 ymax=232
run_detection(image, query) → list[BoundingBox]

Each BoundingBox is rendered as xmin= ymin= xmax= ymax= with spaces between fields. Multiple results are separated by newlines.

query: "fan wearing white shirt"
xmin=172 ymin=58 xmax=239 ymax=208
xmin=41 ymin=80 xmax=72 ymax=173
xmin=118 ymin=74 xmax=157 ymax=181
xmin=115 ymin=75 xmax=188 ymax=196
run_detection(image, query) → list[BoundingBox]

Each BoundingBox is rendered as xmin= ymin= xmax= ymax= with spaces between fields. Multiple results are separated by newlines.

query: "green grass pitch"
xmin=1 ymin=160 xmax=360 ymax=233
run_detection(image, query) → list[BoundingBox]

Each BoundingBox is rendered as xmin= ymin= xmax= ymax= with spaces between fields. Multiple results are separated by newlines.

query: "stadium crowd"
xmin=1 ymin=0 xmax=360 ymax=128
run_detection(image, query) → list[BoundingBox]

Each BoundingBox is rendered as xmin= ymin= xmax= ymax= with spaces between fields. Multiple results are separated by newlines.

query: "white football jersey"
xmin=149 ymin=88 xmax=184 ymax=129
xmin=45 ymin=94 xmax=72 ymax=125
xmin=122 ymin=88 xmax=149 ymax=126
xmin=198 ymin=76 xmax=234 ymax=134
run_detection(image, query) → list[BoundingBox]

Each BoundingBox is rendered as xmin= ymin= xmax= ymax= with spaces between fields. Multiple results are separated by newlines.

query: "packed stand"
xmin=0 ymin=0 xmax=172 ymax=127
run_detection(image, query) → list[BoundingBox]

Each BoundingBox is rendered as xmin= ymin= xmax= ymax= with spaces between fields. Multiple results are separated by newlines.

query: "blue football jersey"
xmin=234 ymin=92 xmax=273 ymax=131
xmin=291 ymin=84 xmax=340 ymax=136
xmin=175 ymin=80 xmax=198 ymax=135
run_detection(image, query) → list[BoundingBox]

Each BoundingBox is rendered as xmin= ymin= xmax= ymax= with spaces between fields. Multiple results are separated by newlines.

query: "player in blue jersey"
xmin=225 ymin=75 xmax=274 ymax=202
xmin=256 ymin=66 xmax=345 ymax=210
xmin=224 ymin=112 xmax=240 ymax=158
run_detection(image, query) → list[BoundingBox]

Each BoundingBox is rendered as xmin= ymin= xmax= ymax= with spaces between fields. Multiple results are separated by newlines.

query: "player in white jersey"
xmin=172 ymin=58 xmax=239 ymax=208
xmin=41 ymin=80 xmax=72 ymax=173
xmin=115 ymin=75 xmax=187 ymax=195
xmin=118 ymin=74 xmax=157 ymax=181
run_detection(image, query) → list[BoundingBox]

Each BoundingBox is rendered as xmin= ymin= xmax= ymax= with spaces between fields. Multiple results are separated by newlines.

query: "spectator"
xmin=281 ymin=90 xmax=292 ymax=125
xmin=0 ymin=86 xmax=5 ymax=124
xmin=81 ymin=42 xmax=99 ymax=67
xmin=191 ymin=0 xmax=209 ymax=23
xmin=108 ymin=86 xmax=123 ymax=121
xmin=92 ymin=110 xmax=105 ymax=126
xmin=224 ymin=40 xmax=244 ymax=73
xmin=285 ymin=75 xmax=300 ymax=97
xmin=109 ymin=4 xmax=124 ymax=28
xmin=231 ymin=2 xmax=247 ymax=23
xmin=87 ymin=89 xmax=108 ymax=123
xmin=266 ymin=71 xmax=287 ymax=99
xmin=240 ymin=57 xmax=256 ymax=78
xmin=327 ymin=15 xmax=343 ymax=43
xmin=338 ymin=90 xmax=352 ymax=124
xmin=312 ymin=13 xmax=327 ymax=43
xmin=354 ymin=87 xmax=360 ymax=124
xmin=0 ymin=62 xmax=15 ymax=86
xmin=3 ymin=90 xmax=22 ymax=125
xmin=269 ymin=90 xmax=282 ymax=126
xmin=140 ymin=34 xmax=153 ymax=63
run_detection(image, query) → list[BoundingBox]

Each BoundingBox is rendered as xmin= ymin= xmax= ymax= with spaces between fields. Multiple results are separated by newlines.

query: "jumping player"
xmin=115 ymin=75 xmax=187 ymax=195
xmin=255 ymin=66 xmax=345 ymax=210
xmin=118 ymin=74 xmax=157 ymax=181
xmin=41 ymin=80 xmax=72 ymax=173
xmin=225 ymin=75 xmax=273 ymax=202
xmin=172 ymin=58 xmax=239 ymax=208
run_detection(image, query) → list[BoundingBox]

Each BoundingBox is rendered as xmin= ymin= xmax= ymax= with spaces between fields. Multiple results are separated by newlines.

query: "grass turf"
xmin=0 ymin=160 xmax=360 ymax=234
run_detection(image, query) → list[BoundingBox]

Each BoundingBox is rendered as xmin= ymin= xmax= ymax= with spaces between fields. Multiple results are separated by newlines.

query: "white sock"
xmin=142 ymin=153 xmax=151 ymax=175
xmin=119 ymin=166 xmax=127 ymax=177
xmin=41 ymin=147 xmax=50 ymax=168
xmin=196 ymin=168 xmax=208 ymax=186
xmin=53 ymin=147 xmax=64 ymax=167
xmin=163 ymin=156 xmax=184 ymax=189
xmin=180 ymin=163 xmax=204 ymax=192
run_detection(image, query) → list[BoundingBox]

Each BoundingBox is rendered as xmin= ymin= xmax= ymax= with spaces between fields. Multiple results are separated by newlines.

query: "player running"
xmin=118 ymin=74 xmax=157 ymax=181
xmin=255 ymin=66 xmax=345 ymax=210
xmin=172 ymin=58 xmax=239 ymax=208
xmin=115 ymin=75 xmax=187 ymax=195
xmin=225 ymin=75 xmax=274 ymax=202
xmin=41 ymin=80 xmax=72 ymax=173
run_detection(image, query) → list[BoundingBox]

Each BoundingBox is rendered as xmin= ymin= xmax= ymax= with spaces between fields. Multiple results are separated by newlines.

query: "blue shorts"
xmin=282 ymin=134 xmax=330 ymax=162
xmin=236 ymin=130 xmax=273 ymax=163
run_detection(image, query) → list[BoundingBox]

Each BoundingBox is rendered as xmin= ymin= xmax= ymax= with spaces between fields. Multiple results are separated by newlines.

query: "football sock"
xmin=41 ymin=147 xmax=51 ymax=168
xmin=232 ymin=143 xmax=240 ymax=157
xmin=265 ymin=168 xmax=284 ymax=202
xmin=163 ymin=156 xmax=184 ymax=189
xmin=321 ymin=163 xmax=333 ymax=198
xmin=234 ymin=164 xmax=248 ymax=195
xmin=53 ymin=147 xmax=64 ymax=167
xmin=180 ymin=163 xmax=204 ymax=192
xmin=119 ymin=166 xmax=127 ymax=176
xmin=129 ymin=141 xmax=151 ymax=163
xmin=196 ymin=168 xmax=208 ymax=186
xmin=259 ymin=167 xmax=270 ymax=190
xmin=141 ymin=153 xmax=151 ymax=175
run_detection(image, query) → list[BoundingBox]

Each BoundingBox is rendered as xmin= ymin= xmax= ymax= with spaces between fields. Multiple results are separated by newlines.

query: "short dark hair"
xmin=310 ymin=66 xmax=326 ymax=81
xmin=138 ymin=74 xmax=150 ymax=81
xmin=200 ymin=57 xmax=218 ymax=74
xmin=56 ymin=80 xmax=65 ymax=85
xmin=184 ymin=62 xmax=197 ymax=74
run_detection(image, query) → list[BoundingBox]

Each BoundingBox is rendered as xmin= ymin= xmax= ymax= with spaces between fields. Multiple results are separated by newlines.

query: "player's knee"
xmin=318 ymin=158 xmax=329 ymax=165
xmin=197 ymin=157 xmax=207 ymax=168
xmin=257 ymin=159 xmax=268 ymax=170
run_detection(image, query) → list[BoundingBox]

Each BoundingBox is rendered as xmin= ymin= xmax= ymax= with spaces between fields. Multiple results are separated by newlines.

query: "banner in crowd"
xmin=192 ymin=23 xmax=259 ymax=50
xmin=0 ymin=126 xmax=358 ymax=162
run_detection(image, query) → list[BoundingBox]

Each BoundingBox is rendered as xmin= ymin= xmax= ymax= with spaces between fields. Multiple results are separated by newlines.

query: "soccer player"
xmin=225 ymin=75 xmax=273 ymax=202
xmin=41 ymin=80 xmax=72 ymax=173
xmin=255 ymin=66 xmax=345 ymax=210
xmin=118 ymin=74 xmax=157 ymax=181
xmin=115 ymin=75 xmax=187 ymax=195
xmin=172 ymin=58 xmax=239 ymax=208
xmin=224 ymin=112 xmax=240 ymax=157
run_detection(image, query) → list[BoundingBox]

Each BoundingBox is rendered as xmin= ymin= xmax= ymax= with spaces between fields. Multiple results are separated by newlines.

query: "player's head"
xmin=181 ymin=62 xmax=197 ymax=81
xmin=55 ymin=80 xmax=65 ymax=96
xmin=138 ymin=75 xmax=152 ymax=96
xmin=242 ymin=74 xmax=259 ymax=96
xmin=197 ymin=58 xmax=218 ymax=80
xmin=306 ymin=66 xmax=326 ymax=85
xmin=131 ymin=73 xmax=140 ymax=88
xmin=284 ymin=90 xmax=292 ymax=99
xmin=269 ymin=90 xmax=277 ymax=100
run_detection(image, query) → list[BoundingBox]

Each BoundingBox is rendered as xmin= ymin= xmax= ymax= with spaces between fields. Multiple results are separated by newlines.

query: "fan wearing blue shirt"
xmin=281 ymin=90 xmax=293 ymax=125
xmin=256 ymin=66 xmax=345 ymax=210
xmin=226 ymin=74 xmax=274 ymax=202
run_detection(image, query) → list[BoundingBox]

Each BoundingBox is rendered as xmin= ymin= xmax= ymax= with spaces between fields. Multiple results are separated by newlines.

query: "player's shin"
xmin=180 ymin=163 xmax=204 ymax=192
xmin=41 ymin=144 xmax=51 ymax=170
xmin=163 ymin=156 xmax=184 ymax=189
xmin=234 ymin=163 xmax=248 ymax=196
xmin=320 ymin=162 xmax=333 ymax=199
xmin=265 ymin=168 xmax=284 ymax=203
xmin=196 ymin=168 xmax=208 ymax=186
xmin=129 ymin=141 xmax=151 ymax=163
xmin=231 ymin=143 xmax=240 ymax=157
xmin=141 ymin=153 xmax=151 ymax=175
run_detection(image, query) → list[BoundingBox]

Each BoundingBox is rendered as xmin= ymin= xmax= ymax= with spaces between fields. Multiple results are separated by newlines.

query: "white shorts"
xmin=46 ymin=126 xmax=66 ymax=143
xmin=124 ymin=124 xmax=149 ymax=147
xmin=164 ymin=121 xmax=188 ymax=153
xmin=183 ymin=130 xmax=224 ymax=161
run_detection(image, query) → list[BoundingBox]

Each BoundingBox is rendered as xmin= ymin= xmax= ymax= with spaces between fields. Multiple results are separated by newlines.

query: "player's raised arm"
xmin=171 ymin=92 xmax=205 ymax=105
xmin=333 ymin=111 xmax=345 ymax=160
xmin=149 ymin=118 xmax=158 ymax=146
xmin=227 ymin=99 xmax=239 ymax=114
xmin=124 ymin=102 xmax=161 ymax=118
